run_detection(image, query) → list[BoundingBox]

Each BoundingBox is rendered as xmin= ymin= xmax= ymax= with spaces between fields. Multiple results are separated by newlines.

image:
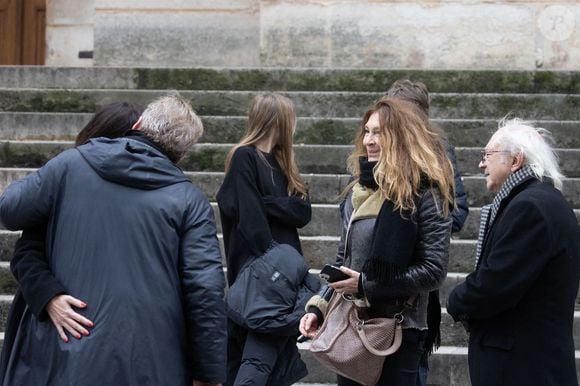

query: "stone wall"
xmin=50 ymin=1 xmax=580 ymax=70
xmin=46 ymin=0 xmax=94 ymax=66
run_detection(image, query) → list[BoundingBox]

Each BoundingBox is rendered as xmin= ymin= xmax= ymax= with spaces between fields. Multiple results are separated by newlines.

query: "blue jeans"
xmin=416 ymin=356 xmax=429 ymax=386
xmin=337 ymin=328 xmax=427 ymax=386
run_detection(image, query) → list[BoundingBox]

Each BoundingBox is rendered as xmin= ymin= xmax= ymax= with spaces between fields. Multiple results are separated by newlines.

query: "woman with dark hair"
xmin=217 ymin=93 xmax=312 ymax=386
xmin=75 ymin=102 xmax=143 ymax=146
xmin=0 ymin=102 xmax=143 ymax=383
xmin=300 ymin=98 xmax=454 ymax=386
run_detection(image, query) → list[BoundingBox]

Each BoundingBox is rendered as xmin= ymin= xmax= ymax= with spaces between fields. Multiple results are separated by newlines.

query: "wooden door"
xmin=0 ymin=0 xmax=46 ymax=65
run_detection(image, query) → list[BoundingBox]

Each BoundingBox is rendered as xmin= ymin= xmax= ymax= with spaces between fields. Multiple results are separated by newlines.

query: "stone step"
xmin=299 ymin=346 xmax=580 ymax=385
xmin=1 ymin=113 xmax=579 ymax=148
xmin=1 ymin=168 xmax=579 ymax=209
xmin=0 ymin=142 xmax=579 ymax=179
xmin=0 ymin=231 xmax=473 ymax=272
xmin=2 ymin=67 xmax=580 ymax=94
xmin=0 ymin=282 xmax=577 ymax=348
xmin=0 ymin=237 xmax=579 ymax=311
xmin=1 ymin=89 xmax=580 ymax=120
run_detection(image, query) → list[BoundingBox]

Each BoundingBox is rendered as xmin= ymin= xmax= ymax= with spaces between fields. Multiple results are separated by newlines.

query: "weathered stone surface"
xmin=5 ymin=67 xmax=580 ymax=93
xmin=46 ymin=0 xmax=95 ymax=67
xmin=0 ymin=67 xmax=137 ymax=89
xmin=1 ymin=112 xmax=579 ymax=149
xmin=35 ymin=1 xmax=580 ymax=70
xmin=94 ymin=9 xmax=260 ymax=67
xmin=262 ymin=2 xmax=534 ymax=69
xmin=2 ymin=141 xmax=578 ymax=178
xmin=2 ymin=89 xmax=580 ymax=121
xmin=1 ymin=168 xmax=579 ymax=208
xmin=46 ymin=26 xmax=95 ymax=68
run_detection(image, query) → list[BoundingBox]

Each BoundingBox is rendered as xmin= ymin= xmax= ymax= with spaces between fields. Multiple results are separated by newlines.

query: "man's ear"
xmin=510 ymin=152 xmax=525 ymax=172
xmin=132 ymin=116 xmax=143 ymax=130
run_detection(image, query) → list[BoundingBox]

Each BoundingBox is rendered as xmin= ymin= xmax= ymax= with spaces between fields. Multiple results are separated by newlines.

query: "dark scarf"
xmin=424 ymin=290 xmax=441 ymax=355
xmin=358 ymin=158 xmax=418 ymax=284
xmin=359 ymin=157 xmax=378 ymax=190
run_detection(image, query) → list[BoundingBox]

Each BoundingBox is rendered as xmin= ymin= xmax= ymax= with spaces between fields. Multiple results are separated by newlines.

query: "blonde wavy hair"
xmin=347 ymin=98 xmax=455 ymax=215
xmin=224 ymin=93 xmax=308 ymax=198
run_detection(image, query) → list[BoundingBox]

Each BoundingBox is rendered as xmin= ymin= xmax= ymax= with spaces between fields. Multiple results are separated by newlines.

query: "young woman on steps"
xmin=217 ymin=93 xmax=313 ymax=386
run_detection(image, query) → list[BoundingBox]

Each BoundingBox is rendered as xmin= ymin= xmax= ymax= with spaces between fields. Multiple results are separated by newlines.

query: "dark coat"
xmin=0 ymin=137 xmax=227 ymax=385
xmin=226 ymin=242 xmax=320 ymax=335
xmin=447 ymin=179 xmax=580 ymax=386
xmin=0 ymin=227 xmax=68 ymax=385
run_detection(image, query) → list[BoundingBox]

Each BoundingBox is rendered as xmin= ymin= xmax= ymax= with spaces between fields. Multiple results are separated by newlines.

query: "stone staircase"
xmin=0 ymin=66 xmax=579 ymax=385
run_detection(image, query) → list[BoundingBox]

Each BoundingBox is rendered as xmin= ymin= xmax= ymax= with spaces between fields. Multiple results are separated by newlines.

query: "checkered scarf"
xmin=474 ymin=165 xmax=536 ymax=268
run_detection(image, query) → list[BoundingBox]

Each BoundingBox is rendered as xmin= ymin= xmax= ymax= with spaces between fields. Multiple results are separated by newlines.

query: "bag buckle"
xmin=394 ymin=313 xmax=404 ymax=324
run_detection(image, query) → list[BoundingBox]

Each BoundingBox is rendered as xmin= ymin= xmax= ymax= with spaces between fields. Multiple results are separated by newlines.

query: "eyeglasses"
xmin=480 ymin=150 xmax=510 ymax=162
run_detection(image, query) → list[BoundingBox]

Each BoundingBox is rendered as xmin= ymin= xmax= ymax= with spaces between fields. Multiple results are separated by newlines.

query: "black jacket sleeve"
xmin=444 ymin=141 xmax=469 ymax=233
xmin=262 ymin=195 xmax=312 ymax=228
xmin=10 ymin=227 xmax=67 ymax=321
xmin=363 ymin=189 xmax=451 ymax=301
xmin=334 ymin=194 xmax=354 ymax=266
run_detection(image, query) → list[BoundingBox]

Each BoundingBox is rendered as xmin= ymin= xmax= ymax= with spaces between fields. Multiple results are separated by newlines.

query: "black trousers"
xmin=226 ymin=321 xmax=290 ymax=386
xmin=337 ymin=328 xmax=427 ymax=386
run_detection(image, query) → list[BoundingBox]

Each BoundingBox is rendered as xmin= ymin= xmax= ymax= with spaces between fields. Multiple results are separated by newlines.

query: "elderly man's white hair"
xmin=489 ymin=118 xmax=565 ymax=190
xmin=138 ymin=93 xmax=203 ymax=163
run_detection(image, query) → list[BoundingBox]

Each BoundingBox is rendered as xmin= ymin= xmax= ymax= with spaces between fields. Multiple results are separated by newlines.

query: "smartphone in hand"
xmin=320 ymin=264 xmax=350 ymax=283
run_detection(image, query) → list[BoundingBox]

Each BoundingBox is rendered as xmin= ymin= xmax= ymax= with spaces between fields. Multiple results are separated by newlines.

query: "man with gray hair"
xmin=0 ymin=95 xmax=227 ymax=386
xmin=447 ymin=119 xmax=580 ymax=386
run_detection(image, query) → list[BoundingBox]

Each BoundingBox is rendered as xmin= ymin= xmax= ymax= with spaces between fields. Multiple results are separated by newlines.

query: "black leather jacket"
xmin=315 ymin=187 xmax=451 ymax=328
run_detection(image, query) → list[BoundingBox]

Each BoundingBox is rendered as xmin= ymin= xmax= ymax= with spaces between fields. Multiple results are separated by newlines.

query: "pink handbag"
xmin=309 ymin=291 xmax=404 ymax=386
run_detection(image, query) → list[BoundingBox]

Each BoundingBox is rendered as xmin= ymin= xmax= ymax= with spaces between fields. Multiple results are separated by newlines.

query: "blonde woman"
xmin=217 ymin=93 xmax=312 ymax=386
xmin=300 ymin=98 xmax=454 ymax=386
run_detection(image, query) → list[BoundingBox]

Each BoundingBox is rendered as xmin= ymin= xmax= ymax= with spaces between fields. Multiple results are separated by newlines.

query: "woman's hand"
xmin=329 ymin=266 xmax=360 ymax=295
xmin=299 ymin=312 xmax=319 ymax=338
xmin=46 ymin=294 xmax=94 ymax=343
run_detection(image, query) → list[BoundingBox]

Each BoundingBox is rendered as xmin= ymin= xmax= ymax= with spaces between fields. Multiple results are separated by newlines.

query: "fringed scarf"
xmin=355 ymin=157 xmax=419 ymax=285
xmin=424 ymin=291 xmax=441 ymax=355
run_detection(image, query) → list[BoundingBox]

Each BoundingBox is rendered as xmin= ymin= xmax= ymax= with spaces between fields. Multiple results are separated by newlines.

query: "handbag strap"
xmin=357 ymin=323 xmax=403 ymax=356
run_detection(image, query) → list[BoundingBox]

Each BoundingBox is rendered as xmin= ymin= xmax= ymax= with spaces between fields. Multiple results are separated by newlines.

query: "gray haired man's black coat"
xmin=0 ymin=137 xmax=227 ymax=385
xmin=448 ymin=179 xmax=580 ymax=386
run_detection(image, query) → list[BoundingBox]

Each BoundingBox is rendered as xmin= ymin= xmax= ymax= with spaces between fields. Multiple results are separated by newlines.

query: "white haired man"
xmin=447 ymin=119 xmax=580 ymax=386
xmin=0 ymin=95 xmax=227 ymax=386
